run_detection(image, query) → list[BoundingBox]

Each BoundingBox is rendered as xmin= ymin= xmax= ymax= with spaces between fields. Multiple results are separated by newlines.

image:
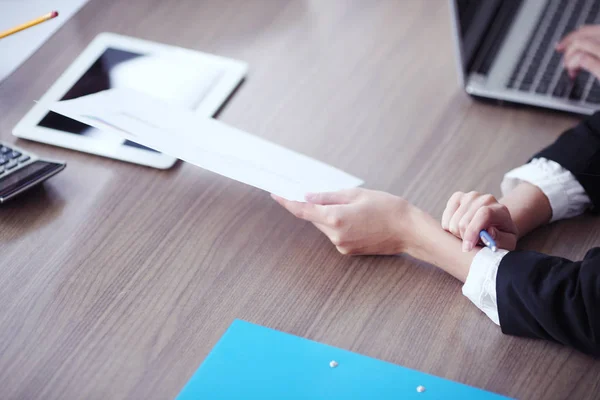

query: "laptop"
xmin=451 ymin=0 xmax=600 ymax=115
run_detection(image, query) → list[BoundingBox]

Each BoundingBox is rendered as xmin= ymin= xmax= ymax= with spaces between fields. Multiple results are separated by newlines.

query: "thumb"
xmin=305 ymin=189 xmax=358 ymax=205
xmin=491 ymin=230 xmax=517 ymax=251
xmin=480 ymin=227 xmax=516 ymax=251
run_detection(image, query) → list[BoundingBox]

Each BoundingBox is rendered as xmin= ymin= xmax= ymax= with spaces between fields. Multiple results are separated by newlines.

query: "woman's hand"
xmin=441 ymin=191 xmax=518 ymax=252
xmin=557 ymin=25 xmax=600 ymax=79
xmin=271 ymin=188 xmax=417 ymax=255
xmin=273 ymin=188 xmax=479 ymax=281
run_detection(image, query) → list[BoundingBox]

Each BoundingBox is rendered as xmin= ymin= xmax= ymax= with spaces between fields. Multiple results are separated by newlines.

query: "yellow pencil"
xmin=0 ymin=11 xmax=59 ymax=40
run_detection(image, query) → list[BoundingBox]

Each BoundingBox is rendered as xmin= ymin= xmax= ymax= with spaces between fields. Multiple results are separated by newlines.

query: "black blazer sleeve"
xmin=496 ymin=248 xmax=600 ymax=357
xmin=534 ymin=111 xmax=600 ymax=209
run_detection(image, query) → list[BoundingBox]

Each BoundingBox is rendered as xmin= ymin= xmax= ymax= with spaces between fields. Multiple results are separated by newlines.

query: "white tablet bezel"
xmin=13 ymin=32 xmax=248 ymax=169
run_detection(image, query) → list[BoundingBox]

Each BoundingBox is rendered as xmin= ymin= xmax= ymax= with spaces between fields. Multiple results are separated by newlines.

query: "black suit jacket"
xmin=497 ymin=112 xmax=600 ymax=357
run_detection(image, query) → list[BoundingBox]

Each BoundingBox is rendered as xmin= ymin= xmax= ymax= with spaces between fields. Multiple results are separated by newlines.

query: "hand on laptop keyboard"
xmin=557 ymin=25 xmax=600 ymax=81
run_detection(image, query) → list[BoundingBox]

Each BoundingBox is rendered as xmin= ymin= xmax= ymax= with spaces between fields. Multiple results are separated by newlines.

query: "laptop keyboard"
xmin=507 ymin=0 xmax=600 ymax=103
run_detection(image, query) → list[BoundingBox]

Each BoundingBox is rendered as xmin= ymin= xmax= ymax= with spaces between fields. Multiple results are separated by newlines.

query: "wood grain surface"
xmin=1 ymin=1 xmax=598 ymax=399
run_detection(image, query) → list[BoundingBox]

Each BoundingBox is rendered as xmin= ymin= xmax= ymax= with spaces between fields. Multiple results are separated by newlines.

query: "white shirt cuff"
xmin=462 ymin=247 xmax=509 ymax=326
xmin=501 ymin=157 xmax=591 ymax=222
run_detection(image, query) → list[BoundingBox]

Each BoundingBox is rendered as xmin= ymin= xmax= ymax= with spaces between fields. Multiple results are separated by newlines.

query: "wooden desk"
xmin=1 ymin=1 xmax=599 ymax=399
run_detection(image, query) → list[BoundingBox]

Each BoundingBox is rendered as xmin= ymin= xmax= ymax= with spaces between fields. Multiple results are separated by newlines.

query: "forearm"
xmin=497 ymin=249 xmax=600 ymax=357
xmin=408 ymin=208 xmax=477 ymax=282
xmin=499 ymin=182 xmax=552 ymax=238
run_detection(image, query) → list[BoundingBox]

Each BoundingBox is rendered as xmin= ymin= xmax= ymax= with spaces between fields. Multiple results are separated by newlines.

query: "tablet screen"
xmin=13 ymin=33 xmax=247 ymax=169
xmin=38 ymin=48 xmax=157 ymax=152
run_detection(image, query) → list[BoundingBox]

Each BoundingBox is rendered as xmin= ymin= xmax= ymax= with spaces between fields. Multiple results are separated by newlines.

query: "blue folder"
xmin=177 ymin=319 xmax=512 ymax=400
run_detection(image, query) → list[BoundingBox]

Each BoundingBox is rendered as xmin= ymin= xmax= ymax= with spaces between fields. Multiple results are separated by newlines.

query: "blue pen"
xmin=479 ymin=230 xmax=497 ymax=252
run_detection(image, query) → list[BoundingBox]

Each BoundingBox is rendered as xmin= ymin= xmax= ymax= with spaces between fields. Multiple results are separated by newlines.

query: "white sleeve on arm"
xmin=501 ymin=157 xmax=591 ymax=221
xmin=462 ymin=247 xmax=508 ymax=325
xmin=462 ymin=157 xmax=591 ymax=324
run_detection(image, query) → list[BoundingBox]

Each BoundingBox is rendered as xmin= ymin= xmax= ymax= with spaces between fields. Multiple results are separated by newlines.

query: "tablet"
xmin=13 ymin=33 xmax=248 ymax=169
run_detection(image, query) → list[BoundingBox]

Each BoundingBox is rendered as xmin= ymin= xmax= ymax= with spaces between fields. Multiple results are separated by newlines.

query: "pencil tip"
xmin=491 ymin=246 xmax=497 ymax=252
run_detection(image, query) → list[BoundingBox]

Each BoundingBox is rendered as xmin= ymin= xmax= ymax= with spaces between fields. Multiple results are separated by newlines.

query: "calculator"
xmin=0 ymin=142 xmax=66 ymax=203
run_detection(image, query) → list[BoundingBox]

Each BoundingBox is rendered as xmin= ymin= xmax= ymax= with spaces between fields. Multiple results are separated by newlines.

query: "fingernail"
xmin=462 ymin=241 xmax=473 ymax=252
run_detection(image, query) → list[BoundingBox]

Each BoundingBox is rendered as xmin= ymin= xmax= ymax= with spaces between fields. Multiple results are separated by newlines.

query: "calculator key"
xmin=0 ymin=156 xmax=8 ymax=165
xmin=8 ymin=151 xmax=21 ymax=159
xmin=0 ymin=146 xmax=11 ymax=154
xmin=19 ymin=155 xmax=30 ymax=163
xmin=6 ymin=160 xmax=18 ymax=170
xmin=0 ymin=166 xmax=5 ymax=174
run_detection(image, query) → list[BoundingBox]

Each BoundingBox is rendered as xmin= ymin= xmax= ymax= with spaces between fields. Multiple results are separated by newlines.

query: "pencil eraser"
xmin=51 ymin=11 xmax=59 ymax=18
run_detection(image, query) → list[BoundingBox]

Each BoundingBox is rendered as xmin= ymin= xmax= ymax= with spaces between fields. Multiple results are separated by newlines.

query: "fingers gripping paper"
xmin=46 ymin=88 xmax=363 ymax=201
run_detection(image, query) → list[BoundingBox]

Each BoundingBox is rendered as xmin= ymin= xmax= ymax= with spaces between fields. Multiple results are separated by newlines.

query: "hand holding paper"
xmin=46 ymin=88 xmax=363 ymax=201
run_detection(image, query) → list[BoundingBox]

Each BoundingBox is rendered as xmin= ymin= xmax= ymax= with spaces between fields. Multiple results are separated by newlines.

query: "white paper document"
xmin=0 ymin=0 xmax=90 ymax=82
xmin=46 ymin=89 xmax=363 ymax=201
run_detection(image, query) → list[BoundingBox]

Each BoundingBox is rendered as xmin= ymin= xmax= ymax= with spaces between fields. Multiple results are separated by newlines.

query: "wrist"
xmin=405 ymin=207 xmax=434 ymax=258
xmin=403 ymin=207 xmax=476 ymax=282
xmin=396 ymin=204 xmax=429 ymax=255
xmin=500 ymin=182 xmax=552 ymax=238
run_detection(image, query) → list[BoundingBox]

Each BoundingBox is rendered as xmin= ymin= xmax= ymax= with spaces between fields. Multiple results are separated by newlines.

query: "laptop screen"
xmin=455 ymin=0 xmax=503 ymax=74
